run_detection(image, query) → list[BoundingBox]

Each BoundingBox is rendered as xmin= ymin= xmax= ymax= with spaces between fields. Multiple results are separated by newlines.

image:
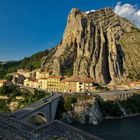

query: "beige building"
xmin=36 ymin=71 xmax=49 ymax=80
xmin=61 ymin=79 xmax=77 ymax=92
xmin=108 ymin=81 xmax=140 ymax=91
xmin=59 ymin=81 xmax=68 ymax=92
xmin=24 ymin=79 xmax=39 ymax=88
xmin=83 ymin=78 xmax=94 ymax=92
xmin=38 ymin=78 xmax=48 ymax=89
xmin=23 ymin=74 xmax=94 ymax=93
xmin=129 ymin=81 xmax=140 ymax=89
xmin=0 ymin=80 xmax=7 ymax=87
xmin=17 ymin=69 xmax=31 ymax=78
xmin=61 ymin=77 xmax=94 ymax=93
xmin=47 ymin=76 xmax=63 ymax=92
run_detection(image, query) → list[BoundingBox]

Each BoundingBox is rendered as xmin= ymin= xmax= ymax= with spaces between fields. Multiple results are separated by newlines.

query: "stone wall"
xmin=0 ymin=113 xmax=102 ymax=140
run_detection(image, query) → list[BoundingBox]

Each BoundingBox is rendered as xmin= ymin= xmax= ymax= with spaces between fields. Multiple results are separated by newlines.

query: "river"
xmin=71 ymin=116 xmax=140 ymax=140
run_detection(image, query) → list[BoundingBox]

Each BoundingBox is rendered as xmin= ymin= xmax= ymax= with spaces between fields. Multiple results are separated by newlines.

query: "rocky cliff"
xmin=61 ymin=94 xmax=140 ymax=125
xmin=62 ymin=97 xmax=103 ymax=125
xmin=43 ymin=8 xmax=140 ymax=84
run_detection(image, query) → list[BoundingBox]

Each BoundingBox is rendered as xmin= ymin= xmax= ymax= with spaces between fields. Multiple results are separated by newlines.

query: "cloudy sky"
xmin=114 ymin=2 xmax=140 ymax=28
xmin=0 ymin=0 xmax=139 ymax=61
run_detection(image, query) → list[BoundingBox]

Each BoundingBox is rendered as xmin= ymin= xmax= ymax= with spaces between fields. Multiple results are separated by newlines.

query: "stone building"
xmin=23 ymin=74 xmax=94 ymax=93
xmin=17 ymin=69 xmax=31 ymax=78
xmin=47 ymin=76 xmax=63 ymax=92
xmin=61 ymin=77 xmax=94 ymax=93
xmin=38 ymin=78 xmax=48 ymax=89
xmin=0 ymin=80 xmax=7 ymax=87
xmin=24 ymin=79 xmax=39 ymax=88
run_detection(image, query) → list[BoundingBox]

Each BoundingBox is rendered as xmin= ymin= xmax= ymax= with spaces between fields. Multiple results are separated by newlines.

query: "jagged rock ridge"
xmin=43 ymin=7 xmax=140 ymax=84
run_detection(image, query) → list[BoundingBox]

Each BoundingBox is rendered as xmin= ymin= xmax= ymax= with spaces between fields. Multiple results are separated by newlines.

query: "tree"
xmin=4 ymin=75 xmax=13 ymax=81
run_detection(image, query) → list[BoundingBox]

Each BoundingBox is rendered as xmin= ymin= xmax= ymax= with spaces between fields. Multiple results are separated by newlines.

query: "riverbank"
xmin=71 ymin=115 xmax=140 ymax=140
xmin=61 ymin=93 xmax=140 ymax=126
xmin=104 ymin=113 xmax=140 ymax=120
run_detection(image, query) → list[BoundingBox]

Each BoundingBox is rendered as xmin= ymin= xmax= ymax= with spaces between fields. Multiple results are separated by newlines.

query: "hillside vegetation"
xmin=0 ymin=85 xmax=50 ymax=112
xmin=0 ymin=49 xmax=50 ymax=79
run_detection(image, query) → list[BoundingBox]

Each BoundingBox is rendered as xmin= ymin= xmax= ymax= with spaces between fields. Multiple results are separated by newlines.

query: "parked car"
xmin=41 ymin=98 xmax=48 ymax=103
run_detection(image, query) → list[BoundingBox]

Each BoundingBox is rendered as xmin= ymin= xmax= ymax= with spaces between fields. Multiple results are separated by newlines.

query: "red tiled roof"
xmin=48 ymin=76 xmax=62 ymax=79
xmin=129 ymin=81 xmax=140 ymax=84
xmin=32 ymin=81 xmax=38 ymax=83
xmin=28 ymin=80 xmax=38 ymax=83
xmin=0 ymin=80 xmax=7 ymax=83
xmin=39 ymin=78 xmax=47 ymax=80
xmin=61 ymin=77 xmax=93 ymax=83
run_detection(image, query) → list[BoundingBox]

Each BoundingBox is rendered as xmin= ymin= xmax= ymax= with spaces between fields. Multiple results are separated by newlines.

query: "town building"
xmin=108 ymin=81 xmax=140 ymax=91
xmin=61 ymin=77 xmax=94 ymax=93
xmin=47 ymin=76 xmax=63 ymax=92
xmin=24 ymin=79 xmax=39 ymax=89
xmin=129 ymin=81 xmax=140 ymax=89
xmin=17 ymin=69 xmax=31 ymax=78
xmin=36 ymin=70 xmax=49 ymax=79
xmin=0 ymin=80 xmax=12 ymax=87
xmin=38 ymin=78 xmax=48 ymax=89
xmin=23 ymin=73 xmax=94 ymax=93
xmin=0 ymin=80 xmax=7 ymax=87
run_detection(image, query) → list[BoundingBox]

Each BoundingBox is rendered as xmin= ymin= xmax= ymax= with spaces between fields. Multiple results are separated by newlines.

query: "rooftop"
xmin=38 ymin=78 xmax=47 ymax=80
xmin=48 ymin=75 xmax=63 ymax=79
xmin=62 ymin=77 xmax=94 ymax=83
xmin=0 ymin=80 xmax=7 ymax=83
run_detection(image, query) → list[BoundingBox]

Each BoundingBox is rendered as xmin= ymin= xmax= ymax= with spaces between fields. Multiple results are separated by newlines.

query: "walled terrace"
xmin=0 ymin=113 xmax=102 ymax=140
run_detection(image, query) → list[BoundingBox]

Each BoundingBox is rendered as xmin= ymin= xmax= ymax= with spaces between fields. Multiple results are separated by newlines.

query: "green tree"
xmin=64 ymin=96 xmax=77 ymax=111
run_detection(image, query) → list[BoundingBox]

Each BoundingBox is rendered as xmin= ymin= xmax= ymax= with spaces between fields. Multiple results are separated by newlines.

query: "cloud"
xmin=85 ymin=9 xmax=95 ymax=14
xmin=114 ymin=2 xmax=140 ymax=29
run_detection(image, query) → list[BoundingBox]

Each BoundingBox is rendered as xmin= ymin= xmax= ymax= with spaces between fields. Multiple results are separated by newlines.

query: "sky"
xmin=0 ymin=0 xmax=140 ymax=61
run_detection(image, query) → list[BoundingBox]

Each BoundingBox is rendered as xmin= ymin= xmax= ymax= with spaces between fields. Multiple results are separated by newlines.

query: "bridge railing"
xmin=16 ymin=94 xmax=62 ymax=119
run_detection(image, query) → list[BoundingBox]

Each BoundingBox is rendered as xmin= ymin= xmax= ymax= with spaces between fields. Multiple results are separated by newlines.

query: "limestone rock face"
xmin=43 ymin=7 xmax=140 ymax=84
xmin=73 ymin=97 xmax=103 ymax=125
xmin=88 ymin=97 xmax=103 ymax=125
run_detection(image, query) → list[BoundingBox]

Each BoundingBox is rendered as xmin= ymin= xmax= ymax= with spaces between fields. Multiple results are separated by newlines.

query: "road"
xmin=10 ymin=93 xmax=60 ymax=119
xmin=91 ymin=88 xmax=140 ymax=95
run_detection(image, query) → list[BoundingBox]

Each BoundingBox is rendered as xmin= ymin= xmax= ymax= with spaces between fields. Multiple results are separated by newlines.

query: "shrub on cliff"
xmin=64 ymin=95 xmax=77 ymax=111
xmin=96 ymin=96 xmax=122 ymax=117
xmin=120 ymin=94 xmax=140 ymax=114
xmin=99 ymin=100 xmax=122 ymax=117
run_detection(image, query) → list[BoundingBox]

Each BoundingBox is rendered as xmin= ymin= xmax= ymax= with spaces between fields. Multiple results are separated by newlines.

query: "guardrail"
xmin=14 ymin=94 xmax=62 ymax=119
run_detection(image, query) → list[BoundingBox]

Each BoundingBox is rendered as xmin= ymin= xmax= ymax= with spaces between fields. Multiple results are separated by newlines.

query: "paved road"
xmin=92 ymin=89 xmax=140 ymax=95
xmin=10 ymin=94 xmax=61 ymax=119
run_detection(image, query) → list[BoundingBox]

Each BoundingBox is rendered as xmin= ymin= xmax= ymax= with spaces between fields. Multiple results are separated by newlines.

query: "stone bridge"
xmin=10 ymin=94 xmax=62 ymax=123
xmin=0 ymin=113 xmax=102 ymax=140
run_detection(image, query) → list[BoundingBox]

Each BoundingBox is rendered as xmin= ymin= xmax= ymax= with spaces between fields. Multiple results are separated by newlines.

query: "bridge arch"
xmin=27 ymin=112 xmax=48 ymax=126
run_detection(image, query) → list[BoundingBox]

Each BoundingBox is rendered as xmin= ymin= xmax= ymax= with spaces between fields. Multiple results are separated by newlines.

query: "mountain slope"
xmin=0 ymin=49 xmax=51 ymax=79
xmin=121 ymin=28 xmax=140 ymax=80
xmin=42 ymin=7 xmax=140 ymax=84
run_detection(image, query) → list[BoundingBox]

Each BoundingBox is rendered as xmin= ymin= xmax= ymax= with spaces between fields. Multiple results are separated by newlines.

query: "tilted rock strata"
xmin=43 ymin=8 xmax=140 ymax=84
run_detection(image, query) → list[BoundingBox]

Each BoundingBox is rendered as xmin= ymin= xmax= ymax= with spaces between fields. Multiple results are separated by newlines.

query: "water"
xmin=71 ymin=116 xmax=140 ymax=140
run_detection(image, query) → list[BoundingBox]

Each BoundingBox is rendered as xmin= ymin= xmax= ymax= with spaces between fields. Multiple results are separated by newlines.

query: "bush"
xmin=64 ymin=96 xmax=77 ymax=111
xmin=3 ymin=75 xmax=13 ymax=81
xmin=97 ymin=94 xmax=140 ymax=117
xmin=0 ymin=85 xmax=49 ymax=111
xmin=120 ymin=94 xmax=140 ymax=114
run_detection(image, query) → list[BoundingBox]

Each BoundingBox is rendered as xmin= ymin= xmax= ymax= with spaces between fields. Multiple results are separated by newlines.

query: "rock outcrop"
xmin=63 ymin=97 xmax=103 ymax=125
xmin=74 ymin=97 xmax=103 ymax=125
xmin=43 ymin=7 xmax=140 ymax=84
xmin=88 ymin=98 xmax=103 ymax=125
